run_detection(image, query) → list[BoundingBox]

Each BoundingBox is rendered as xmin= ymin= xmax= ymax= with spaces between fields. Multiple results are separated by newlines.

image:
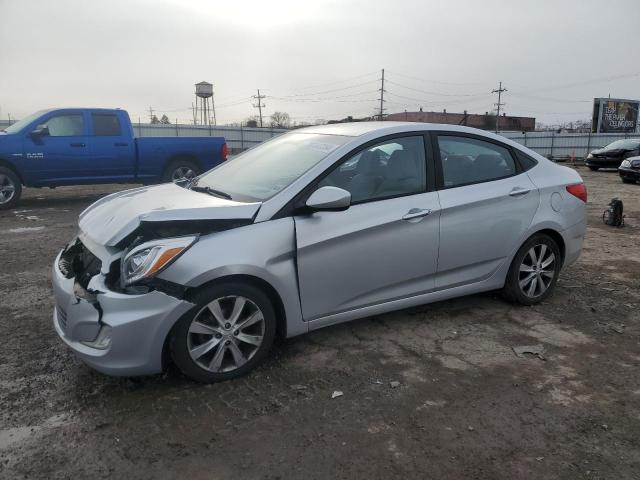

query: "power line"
xmin=491 ymin=81 xmax=507 ymax=133
xmin=252 ymin=89 xmax=266 ymax=127
xmin=272 ymin=79 xmax=380 ymax=98
xmin=386 ymin=79 xmax=485 ymax=97
xmin=386 ymin=69 xmax=487 ymax=86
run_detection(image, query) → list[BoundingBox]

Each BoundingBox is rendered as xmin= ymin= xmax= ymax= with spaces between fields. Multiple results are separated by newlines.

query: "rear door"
xmin=294 ymin=134 xmax=441 ymax=321
xmin=433 ymin=133 xmax=540 ymax=289
xmin=87 ymin=111 xmax=136 ymax=180
xmin=22 ymin=111 xmax=90 ymax=184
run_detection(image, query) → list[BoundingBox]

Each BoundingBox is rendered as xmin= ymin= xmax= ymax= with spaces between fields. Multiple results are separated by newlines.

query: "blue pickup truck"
xmin=0 ymin=108 xmax=227 ymax=209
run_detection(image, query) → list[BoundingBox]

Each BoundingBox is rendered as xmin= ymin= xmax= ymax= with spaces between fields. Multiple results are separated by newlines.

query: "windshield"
xmin=604 ymin=139 xmax=640 ymax=150
xmin=195 ymin=132 xmax=350 ymax=201
xmin=3 ymin=110 xmax=49 ymax=134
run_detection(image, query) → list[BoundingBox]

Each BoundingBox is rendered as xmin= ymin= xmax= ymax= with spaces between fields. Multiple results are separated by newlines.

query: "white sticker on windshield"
xmin=307 ymin=142 xmax=339 ymax=154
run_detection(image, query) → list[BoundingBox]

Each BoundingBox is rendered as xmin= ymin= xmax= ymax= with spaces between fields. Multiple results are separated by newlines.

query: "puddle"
xmin=0 ymin=414 xmax=70 ymax=450
xmin=8 ymin=226 xmax=45 ymax=234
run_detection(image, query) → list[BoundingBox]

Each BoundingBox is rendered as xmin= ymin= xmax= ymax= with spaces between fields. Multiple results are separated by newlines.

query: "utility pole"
xmin=378 ymin=68 xmax=386 ymax=121
xmin=491 ymin=81 xmax=507 ymax=133
xmin=252 ymin=89 xmax=266 ymax=127
xmin=148 ymin=106 xmax=155 ymax=123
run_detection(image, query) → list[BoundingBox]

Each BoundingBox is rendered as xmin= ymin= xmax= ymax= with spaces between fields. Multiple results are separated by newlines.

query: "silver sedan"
xmin=52 ymin=122 xmax=587 ymax=382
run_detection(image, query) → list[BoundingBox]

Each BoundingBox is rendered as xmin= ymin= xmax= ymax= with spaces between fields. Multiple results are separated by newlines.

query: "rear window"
xmin=92 ymin=114 xmax=121 ymax=136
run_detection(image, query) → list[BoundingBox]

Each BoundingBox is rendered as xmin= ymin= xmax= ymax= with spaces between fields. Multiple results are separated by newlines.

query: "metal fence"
xmin=131 ymin=123 xmax=287 ymax=151
xmin=501 ymin=131 xmax=640 ymax=160
xmin=0 ymin=119 xmax=287 ymax=152
xmin=1 ymin=118 xmax=637 ymax=158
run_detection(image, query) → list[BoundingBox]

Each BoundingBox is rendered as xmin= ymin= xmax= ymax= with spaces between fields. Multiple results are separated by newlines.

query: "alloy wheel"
xmin=171 ymin=167 xmax=197 ymax=183
xmin=187 ymin=295 xmax=265 ymax=373
xmin=518 ymin=244 xmax=556 ymax=298
xmin=0 ymin=174 xmax=16 ymax=205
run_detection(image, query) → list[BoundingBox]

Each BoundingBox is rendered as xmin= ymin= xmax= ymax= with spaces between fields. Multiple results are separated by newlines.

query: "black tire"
xmin=621 ymin=177 xmax=635 ymax=184
xmin=0 ymin=166 xmax=22 ymax=210
xmin=588 ymin=166 xmax=599 ymax=171
xmin=170 ymin=282 xmax=276 ymax=383
xmin=162 ymin=158 xmax=200 ymax=183
xmin=503 ymin=233 xmax=562 ymax=306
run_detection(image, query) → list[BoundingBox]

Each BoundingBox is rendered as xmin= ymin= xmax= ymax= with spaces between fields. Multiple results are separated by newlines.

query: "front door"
xmin=294 ymin=134 xmax=441 ymax=321
xmin=434 ymin=133 xmax=540 ymax=289
xmin=22 ymin=111 xmax=90 ymax=185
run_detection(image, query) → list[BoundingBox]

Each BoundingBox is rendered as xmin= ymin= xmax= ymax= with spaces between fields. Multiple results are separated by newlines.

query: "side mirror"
xmin=306 ymin=186 xmax=351 ymax=211
xmin=30 ymin=125 xmax=49 ymax=137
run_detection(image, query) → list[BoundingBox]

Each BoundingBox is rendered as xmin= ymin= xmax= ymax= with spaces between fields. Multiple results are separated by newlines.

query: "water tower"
xmin=194 ymin=81 xmax=216 ymax=126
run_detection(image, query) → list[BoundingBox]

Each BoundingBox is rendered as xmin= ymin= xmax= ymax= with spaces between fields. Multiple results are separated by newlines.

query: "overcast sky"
xmin=1 ymin=0 xmax=639 ymax=126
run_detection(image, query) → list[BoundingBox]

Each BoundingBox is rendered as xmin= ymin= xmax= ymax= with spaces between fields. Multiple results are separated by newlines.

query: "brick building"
xmin=385 ymin=109 xmax=536 ymax=132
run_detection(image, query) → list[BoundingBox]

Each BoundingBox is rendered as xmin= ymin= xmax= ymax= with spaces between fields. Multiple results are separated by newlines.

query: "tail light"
xmin=221 ymin=143 xmax=228 ymax=161
xmin=566 ymin=183 xmax=587 ymax=203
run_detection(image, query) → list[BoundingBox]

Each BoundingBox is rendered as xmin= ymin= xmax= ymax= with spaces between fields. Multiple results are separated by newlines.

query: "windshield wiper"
xmin=190 ymin=185 xmax=232 ymax=200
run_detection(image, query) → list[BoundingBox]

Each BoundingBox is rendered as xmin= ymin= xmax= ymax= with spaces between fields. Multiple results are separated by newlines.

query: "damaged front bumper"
xmin=52 ymin=249 xmax=194 ymax=376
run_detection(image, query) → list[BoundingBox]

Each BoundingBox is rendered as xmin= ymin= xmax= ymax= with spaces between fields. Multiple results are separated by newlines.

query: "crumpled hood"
xmin=79 ymin=183 xmax=262 ymax=247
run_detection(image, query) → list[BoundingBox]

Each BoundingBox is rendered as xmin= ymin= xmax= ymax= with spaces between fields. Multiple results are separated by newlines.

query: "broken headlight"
xmin=121 ymin=236 xmax=197 ymax=287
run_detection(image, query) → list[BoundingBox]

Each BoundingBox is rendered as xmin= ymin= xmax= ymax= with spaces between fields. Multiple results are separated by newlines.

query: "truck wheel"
xmin=0 ymin=167 xmax=22 ymax=210
xmin=170 ymin=282 xmax=276 ymax=383
xmin=163 ymin=159 xmax=200 ymax=183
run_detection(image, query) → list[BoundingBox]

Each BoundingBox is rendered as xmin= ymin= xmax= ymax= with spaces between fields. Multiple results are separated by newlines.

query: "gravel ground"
xmin=0 ymin=167 xmax=639 ymax=479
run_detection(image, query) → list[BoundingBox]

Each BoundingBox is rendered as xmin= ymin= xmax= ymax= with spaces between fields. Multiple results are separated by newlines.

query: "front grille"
xmin=58 ymin=239 xmax=102 ymax=289
xmin=57 ymin=304 xmax=68 ymax=332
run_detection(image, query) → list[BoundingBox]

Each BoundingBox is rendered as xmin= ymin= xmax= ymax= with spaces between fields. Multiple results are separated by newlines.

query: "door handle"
xmin=509 ymin=187 xmax=531 ymax=197
xmin=114 ymin=142 xmax=129 ymax=147
xmin=402 ymin=208 xmax=431 ymax=221
xmin=69 ymin=142 xmax=85 ymax=147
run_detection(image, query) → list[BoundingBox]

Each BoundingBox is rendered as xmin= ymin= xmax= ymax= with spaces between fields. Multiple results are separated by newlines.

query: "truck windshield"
xmin=3 ymin=110 xmax=48 ymax=134
xmin=194 ymin=132 xmax=350 ymax=201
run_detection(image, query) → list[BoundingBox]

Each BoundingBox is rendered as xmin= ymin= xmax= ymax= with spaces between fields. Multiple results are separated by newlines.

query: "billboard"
xmin=592 ymin=98 xmax=639 ymax=133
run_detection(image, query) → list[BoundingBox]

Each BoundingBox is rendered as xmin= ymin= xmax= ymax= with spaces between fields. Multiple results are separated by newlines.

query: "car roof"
xmin=296 ymin=121 xmax=498 ymax=138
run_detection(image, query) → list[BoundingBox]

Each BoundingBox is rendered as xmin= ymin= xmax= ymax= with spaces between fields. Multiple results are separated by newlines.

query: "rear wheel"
xmin=163 ymin=158 xmax=200 ymax=183
xmin=0 ymin=167 xmax=22 ymax=210
xmin=170 ymin=282 xmax=276 ymax=383
xmin=503 ymin=234 xmax=562 ymax=305
xmin=588 ymin=166 xmax=599 ymax=171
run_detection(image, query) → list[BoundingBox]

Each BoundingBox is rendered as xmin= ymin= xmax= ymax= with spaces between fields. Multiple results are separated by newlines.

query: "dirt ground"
xmin=0 ymin=167 xmax=639 ymax=480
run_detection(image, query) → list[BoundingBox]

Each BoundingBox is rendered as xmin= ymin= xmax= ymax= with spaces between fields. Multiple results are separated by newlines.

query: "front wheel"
xmin=170 ymin=283 xmax=276 ymax=383
xmin=588 ymin=166 xmax=599 ymax=171
xmin=621 ymin=177 xmax=635 ymax=184
xmin=0 ymin=167 xmax=22 ymax=210
xmin=503 ymin=234 xmax=562 ymax=305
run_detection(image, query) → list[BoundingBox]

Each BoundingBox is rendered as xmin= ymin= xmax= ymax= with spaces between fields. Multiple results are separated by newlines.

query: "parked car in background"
xmin=619 ymin=155 xmax=640 ymax=184
xmin=585 ymin=138 xmax=640 ymax=171
xmin=52 ymin=122 xmax=587 ymax=383
xmin=0 ymin=108 xmax=227 ymax=209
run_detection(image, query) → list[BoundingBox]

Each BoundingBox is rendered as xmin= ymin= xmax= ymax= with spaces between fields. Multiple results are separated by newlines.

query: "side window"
xmin=43 ymin=114 xmax=84 ymax=137
xmin=92 ymin=114 xmax=121 ymax=136
xmin=514 ymin=149 xmax=538 ymax=171
xmin=318 ymin=135 xmax=426 ymax=203
xmin=437 ymin=135 xmax=517 ymax=188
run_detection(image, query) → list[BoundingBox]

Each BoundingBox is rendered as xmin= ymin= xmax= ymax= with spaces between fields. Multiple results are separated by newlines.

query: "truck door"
xmin=87 ymin=111 xmax=136 ymax=181
xmin=22 ymin=111 xmax=90 ymax=185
